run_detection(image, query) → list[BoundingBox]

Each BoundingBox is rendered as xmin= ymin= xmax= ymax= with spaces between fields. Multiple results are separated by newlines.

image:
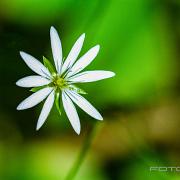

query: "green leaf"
xmin=30 ymin=85 xmax=47 ymax=92
xmin=68 ymin=85 xmax=87 ymax=95
xmin=43 ymin=56 xmax=56 ymax=74
xmin=55 ymin=92 xmax=61 ymax=116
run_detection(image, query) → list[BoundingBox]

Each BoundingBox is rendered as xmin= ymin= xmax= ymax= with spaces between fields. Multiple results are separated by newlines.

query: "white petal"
xmin=66 ymin=90 xmax=103 ymax=120
xmin=17 ymin=87 xmax=53 ymax=110
xmin=16 ymin=75 xmax=51 ymax=87
xmin=62 ymin=91 xmax=80 ymax=134
xmin=67 ymin=45 xmax=100 ymax=77
xmin=50 ymin=26 xmax=63 ymax=73
xmin=68 ymin=70 xmax=115 ymax=83
xmin=20 ymin=51 xmax=51 ymax=78
xmin=61 ymin=33 xmax=85 ymax=74
xmin=36 ymin=91 xmax=55 ymax=130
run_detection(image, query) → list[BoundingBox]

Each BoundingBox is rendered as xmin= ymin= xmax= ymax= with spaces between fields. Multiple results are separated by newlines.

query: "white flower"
xmin=16 ymin=26 xmax=115 ymax=134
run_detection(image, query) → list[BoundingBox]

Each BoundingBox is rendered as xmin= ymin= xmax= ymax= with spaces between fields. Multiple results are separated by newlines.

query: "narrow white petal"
xmin=66 ymin=90 xmax=103 ymax=120
xmin=17 ymin=87 xmax=53 ymax=110
xmin=68 ymin=70 xmax=115 ymax=83
xmin=62 ymin=91 xmax=80 ymax=134
xmin=50 ymin=26 xmax=62 ymax=73
xmin=36 ymin=91 xmax=55 ymax=130
xmin=16 ymin=75 xmax=50 ymax=87
xmin=61 ymin=33 xmax=85 ymax=74
xmin=20 ymin=51 xmax=51 ymax=78
xmin=67 ymin=45 xmax=100 ymax=77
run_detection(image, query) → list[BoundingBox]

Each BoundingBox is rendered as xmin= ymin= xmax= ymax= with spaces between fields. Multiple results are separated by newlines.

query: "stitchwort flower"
xmin=16 ymin=26 xmax=115 ymax=134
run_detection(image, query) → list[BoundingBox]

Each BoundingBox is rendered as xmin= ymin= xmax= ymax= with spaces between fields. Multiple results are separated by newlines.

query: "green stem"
xmin=65 ymin=122 xmax=98 ymax=180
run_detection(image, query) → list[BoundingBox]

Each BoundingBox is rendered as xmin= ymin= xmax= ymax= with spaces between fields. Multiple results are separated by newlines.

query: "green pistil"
xmin=52 ymin=75 xmax=67 ymax=89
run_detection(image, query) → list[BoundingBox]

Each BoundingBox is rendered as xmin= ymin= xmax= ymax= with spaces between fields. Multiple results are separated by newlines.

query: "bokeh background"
xmin=0 ymin=0 xmax=180 ymax=179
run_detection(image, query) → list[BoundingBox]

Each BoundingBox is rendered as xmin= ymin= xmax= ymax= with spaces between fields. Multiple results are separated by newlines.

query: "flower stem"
xmin=65 ymin=122 xmax=98 ymax=180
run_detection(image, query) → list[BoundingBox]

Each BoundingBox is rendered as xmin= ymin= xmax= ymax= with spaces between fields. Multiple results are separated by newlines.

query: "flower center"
xmin=52 ymin=75 xmax=67 ymax=89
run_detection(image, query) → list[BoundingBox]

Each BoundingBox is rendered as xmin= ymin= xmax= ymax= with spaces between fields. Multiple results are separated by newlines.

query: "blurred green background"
xmin=0 ymin=0 xmax=180 ymax=179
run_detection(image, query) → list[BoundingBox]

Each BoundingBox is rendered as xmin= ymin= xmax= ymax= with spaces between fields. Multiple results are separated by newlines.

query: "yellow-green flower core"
xmin=52 ymin=75 xmax=67 ymax=89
